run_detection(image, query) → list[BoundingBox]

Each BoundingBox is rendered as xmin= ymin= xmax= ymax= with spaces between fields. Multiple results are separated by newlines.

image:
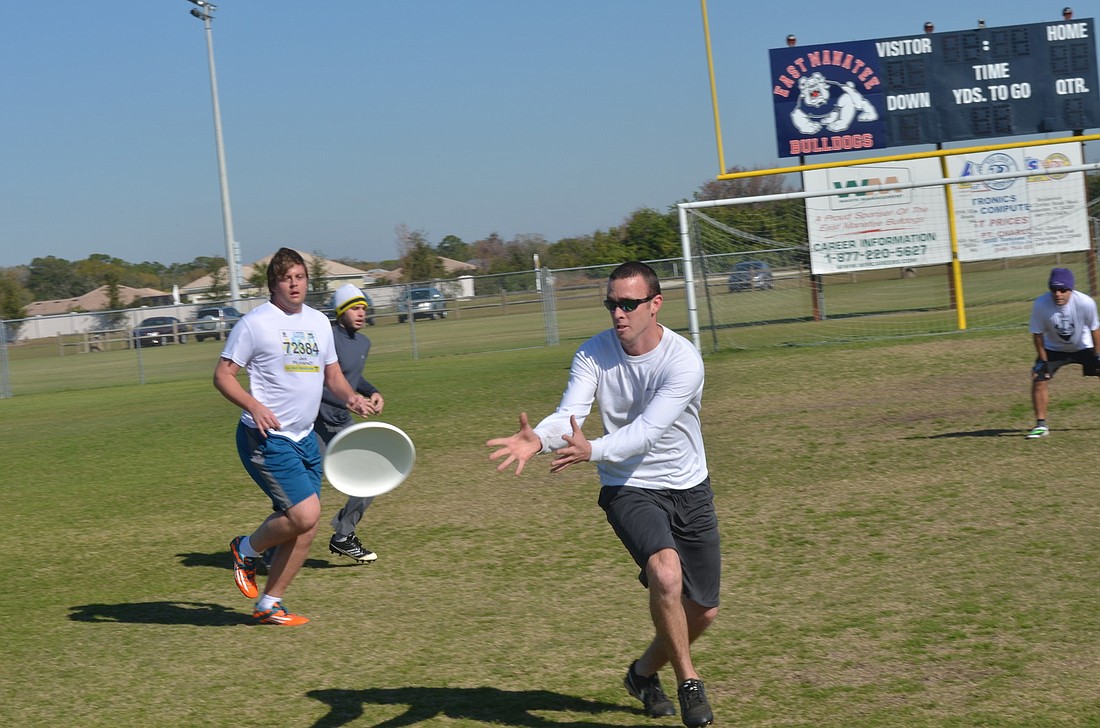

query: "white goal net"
xmin=679 ymin=153 xmax=1100 ymax=353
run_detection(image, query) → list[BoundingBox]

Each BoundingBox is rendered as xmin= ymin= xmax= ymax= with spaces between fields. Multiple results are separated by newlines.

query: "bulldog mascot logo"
xmin=791 ymin=72 xmax=879 ymax=134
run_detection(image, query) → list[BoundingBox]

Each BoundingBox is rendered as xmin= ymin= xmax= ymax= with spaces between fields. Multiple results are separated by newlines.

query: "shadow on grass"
xmin=176 ymin=551 xmax=357 ymax=570
xmin=69 ymin=601 xmax=252 ymax=626
xmin=306 ymin=687 xmax=633 ymax=728
xmin=916 ymin=428 xmax=1021 ymax=439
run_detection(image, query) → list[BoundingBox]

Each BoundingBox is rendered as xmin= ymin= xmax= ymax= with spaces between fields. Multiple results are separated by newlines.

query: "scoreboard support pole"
xmin=938 ymin=144 xmax=967 ymax=330
xmin=699 ymin=0 xmax=727 ymax=178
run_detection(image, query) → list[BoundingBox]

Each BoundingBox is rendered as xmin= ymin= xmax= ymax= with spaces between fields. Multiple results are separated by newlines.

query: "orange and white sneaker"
xmin=252 ymin=600 xmax=310 ymax=626
xmin=229 ymin=536 xmax=259 ymax=599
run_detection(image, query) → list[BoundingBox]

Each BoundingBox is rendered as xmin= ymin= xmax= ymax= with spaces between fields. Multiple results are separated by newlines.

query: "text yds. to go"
xmin=954 ymin=84 xmax=1032 ymax=104
xmin=953 ymin=79 xmax=1090 ymax=104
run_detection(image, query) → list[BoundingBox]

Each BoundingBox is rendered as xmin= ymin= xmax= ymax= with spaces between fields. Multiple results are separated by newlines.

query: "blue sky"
xmin=2 ymin=1 xmax=1090 ymax=268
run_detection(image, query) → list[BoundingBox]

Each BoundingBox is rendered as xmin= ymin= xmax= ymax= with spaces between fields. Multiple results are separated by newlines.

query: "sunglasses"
xmin=602 ymin=294 xmax=656 ymax=313
xmin=1050 ymin=287 xmax=1071 ymax=293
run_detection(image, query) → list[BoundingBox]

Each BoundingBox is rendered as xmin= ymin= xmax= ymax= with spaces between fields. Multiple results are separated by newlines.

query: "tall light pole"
xmin=186 ymin=0 xmax=240 ymax=304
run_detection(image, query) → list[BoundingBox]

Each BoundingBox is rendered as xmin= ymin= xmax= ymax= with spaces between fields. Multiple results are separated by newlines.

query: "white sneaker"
xmin=1026 ymin=425 xmax=1049 ymax=439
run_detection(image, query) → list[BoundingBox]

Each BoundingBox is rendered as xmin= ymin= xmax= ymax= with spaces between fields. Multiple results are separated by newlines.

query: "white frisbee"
xmin=323 ymin=422 xmax=416 ymax=498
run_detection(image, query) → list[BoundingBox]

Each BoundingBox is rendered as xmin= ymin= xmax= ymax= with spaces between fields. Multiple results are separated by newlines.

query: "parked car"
xmin=727 ymin=260 xmax=774 ymax=292
xmin=396 ymin=287 xmax=447 ymax=323
xmin=306 ymin=290 xmax=376 ymax=326
xmin=193 ymin=306 xmax=242 ymax=342
xmin=132 ymin=316 xmax=190 ymax=347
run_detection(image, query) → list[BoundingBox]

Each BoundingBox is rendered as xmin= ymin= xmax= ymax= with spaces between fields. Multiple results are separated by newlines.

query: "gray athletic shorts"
xmin=598 ymin=478 xmax=721 ymax=608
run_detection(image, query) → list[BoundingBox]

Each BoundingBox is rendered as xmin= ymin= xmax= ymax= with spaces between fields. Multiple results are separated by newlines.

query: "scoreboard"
xmin=769 ymin=19 xmax=1100 ymax=158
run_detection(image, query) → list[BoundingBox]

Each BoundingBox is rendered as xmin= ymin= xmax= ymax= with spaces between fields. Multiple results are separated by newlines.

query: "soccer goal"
xmin=679 ymin=150 xmax=1100 ymax=353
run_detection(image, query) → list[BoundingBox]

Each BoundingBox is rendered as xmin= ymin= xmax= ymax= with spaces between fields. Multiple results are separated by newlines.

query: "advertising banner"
xmin=945 ymin=142 xmax=1089 ymax=261
xmin=803 ymin=159 xmax=952 ymax=275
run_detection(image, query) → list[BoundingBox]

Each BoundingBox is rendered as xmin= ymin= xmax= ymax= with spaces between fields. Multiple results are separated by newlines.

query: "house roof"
xmin=440 ymin=256 xmax=477 ymax=273
xmin=26 ymin=285 xmax=168 ymax=317
xmin=180 ymin=249 xmax=372 ymax=293
xmin=382 ymin=258 xmax=477 ymax=282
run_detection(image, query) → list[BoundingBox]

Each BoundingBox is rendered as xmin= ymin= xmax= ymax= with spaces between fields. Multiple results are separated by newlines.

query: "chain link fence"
xmin=5 ymin=230 xmax=1097 ymax=397
xmin=1 ymin=268 xmax=663 ymax=397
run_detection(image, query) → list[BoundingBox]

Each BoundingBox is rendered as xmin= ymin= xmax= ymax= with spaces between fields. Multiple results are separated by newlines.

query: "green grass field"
xmin=3 ymin=326 xmax=1099 ymax=726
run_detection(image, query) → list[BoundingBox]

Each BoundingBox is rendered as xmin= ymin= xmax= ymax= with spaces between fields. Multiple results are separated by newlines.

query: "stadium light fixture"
xmin=183 ymin=0 xmax=241 ymax=304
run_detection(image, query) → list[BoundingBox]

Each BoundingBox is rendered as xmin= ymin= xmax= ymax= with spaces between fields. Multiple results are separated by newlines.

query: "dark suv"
xmin=132 ymin=316 xmax=190 ymax=347
xmin=727 ymin=260 xmax=774 ymax=292
xmin=193 ymin=306 xmax=242 ymax=342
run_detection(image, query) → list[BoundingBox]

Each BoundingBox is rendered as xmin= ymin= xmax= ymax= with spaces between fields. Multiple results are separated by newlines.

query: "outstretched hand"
xmin=486 ymin=412 xmax=542 ymax=475
xmin=550 ymin=415 xmax=591 ymax=473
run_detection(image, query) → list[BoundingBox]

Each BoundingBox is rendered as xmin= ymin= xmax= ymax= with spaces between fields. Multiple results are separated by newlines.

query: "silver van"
xmin=396 ymin=287 xmax=447 ymax=323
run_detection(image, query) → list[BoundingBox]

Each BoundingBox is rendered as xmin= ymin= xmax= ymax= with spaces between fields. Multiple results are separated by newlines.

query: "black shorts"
xmin=1039 ymin=347 xmax=1100 ymax=378
xmin=598 ymin=478 xmax=721 ymax=608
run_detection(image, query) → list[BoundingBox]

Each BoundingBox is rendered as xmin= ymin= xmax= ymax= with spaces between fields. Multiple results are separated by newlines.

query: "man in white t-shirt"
xmin=1026 ymin=267 xmax=1100 ymax=439
xmin=487 ymin=261 xmax=718 ymax=727
xmin=213 ymin=248 xmax=375 ymax=625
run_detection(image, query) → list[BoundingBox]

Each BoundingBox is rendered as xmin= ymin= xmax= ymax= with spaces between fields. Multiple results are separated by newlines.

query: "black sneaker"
xmin=624 ymin=662 xmax=676 ymax=717
xmin=677 ymin=678 xmax=714 ymax=727
xmin=329 ymin=534 xmax=378 ymax=563
xmin=258 ymin=547 xmax=276 ymax=574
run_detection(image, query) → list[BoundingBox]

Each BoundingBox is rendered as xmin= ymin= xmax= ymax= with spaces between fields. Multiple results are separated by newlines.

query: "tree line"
xmin=0 ymin=168 xmax=811 ymax=324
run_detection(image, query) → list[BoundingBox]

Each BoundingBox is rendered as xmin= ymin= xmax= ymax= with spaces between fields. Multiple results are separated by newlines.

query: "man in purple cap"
xmin=1027 ymin=267 xmax=1100 ymax=438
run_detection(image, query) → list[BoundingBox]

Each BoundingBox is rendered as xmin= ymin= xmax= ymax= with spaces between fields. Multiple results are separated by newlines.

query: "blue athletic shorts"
xmin=598 ymin=478 xmax=721 ymax=608
xmin=236 ymin=423 xmax=323 ymax=511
